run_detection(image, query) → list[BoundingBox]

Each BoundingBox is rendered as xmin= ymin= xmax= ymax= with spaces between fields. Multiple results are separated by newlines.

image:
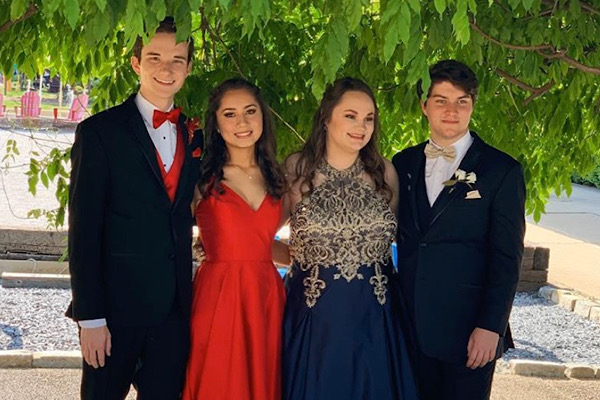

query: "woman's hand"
xmin=193 ymin=239 xmax=206 ymax=263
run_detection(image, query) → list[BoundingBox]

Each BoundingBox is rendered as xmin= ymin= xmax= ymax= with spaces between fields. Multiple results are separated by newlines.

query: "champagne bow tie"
xmin=152 ymin=107 xmax=181 ymax=129
xmin=424 ymin=143 xmax=456 ymax=162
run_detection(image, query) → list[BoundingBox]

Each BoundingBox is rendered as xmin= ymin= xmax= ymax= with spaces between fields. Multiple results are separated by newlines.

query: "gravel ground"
xmin=1 ymin=287 xmax=599 ymax=366
xmin=0 ymin=286 xmax=78 ymax=351
xmin=505 ymin=292 xmax=600 ymax=365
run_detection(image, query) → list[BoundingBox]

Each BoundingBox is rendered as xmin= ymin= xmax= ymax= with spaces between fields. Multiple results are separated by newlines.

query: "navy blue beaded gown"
xmin=282 ymin=160 xmax=417 ymax=400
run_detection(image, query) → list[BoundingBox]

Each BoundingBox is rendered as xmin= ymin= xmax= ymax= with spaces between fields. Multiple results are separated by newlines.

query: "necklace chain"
xmin=229 ymin=163 xmax=256 ymax=180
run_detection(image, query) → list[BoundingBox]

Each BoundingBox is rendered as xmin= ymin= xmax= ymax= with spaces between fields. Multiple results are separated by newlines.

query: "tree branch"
xmin=495 ymin=68 xmax=555 ymax=105
xmin=541 ymin=0 xmax=600 ymax=17
xmin=0 ymin=4 xmax=39 ymax=34
xmin=472 ymin=21 xmax=600 ymax=75
xmin=551 ymin=0 xmax=559 ymax=16
xmin=580 ymin=1 xmax=600 ymax=16
xmin=536 ymin=49 xmax=600 ymax=74
xmin=470 ymin=22 xmax=553 ymax=51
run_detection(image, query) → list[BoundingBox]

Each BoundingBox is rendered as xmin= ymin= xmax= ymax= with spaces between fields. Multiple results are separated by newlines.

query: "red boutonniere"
xmin=185 ymin=117 xmax=203 ymax=158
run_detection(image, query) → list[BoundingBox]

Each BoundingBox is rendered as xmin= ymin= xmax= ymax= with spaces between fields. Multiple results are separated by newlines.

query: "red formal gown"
xmin=182 ymin=183 xmax=286 ymax=400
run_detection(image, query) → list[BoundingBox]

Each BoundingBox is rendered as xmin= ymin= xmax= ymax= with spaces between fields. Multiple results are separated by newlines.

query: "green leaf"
xmin=398 ymin=3 xmax=412 ymax=44
xmin=95 ymin=0 xmax=107 ymax=12
xmin=569 ymin=0 xmax=581 ymax=16
xmin=91 ymin=13 xmax=110 ymax=44
xmin=403 ymin=19 xmax=422 ymax=65
xmin=151 ymin=0 xmax=167 ymax=21
xmin=188 ymin=0 xmax=203 ymax=10
xmin=408 ymin=0 xmax=421 ymax=14
xmin=64 ymin=0 xmax=81 ymax=29
xmin=451 ymin=0 xmax=470 ymax=45
xmin=508 ymin=0 xmax=521 ymax=10
xmin=434 ymin=0 xmax=446 ymax=15
xmin=40 ymin=172 xmax=49 ymax=189
xmin=382 ymin=2 xmax=411 ymax=62
xmin=10 ymin=0 xmax=28 ymax=20
xmin=47 ymin=161 xmax=59 ymax=181
xmin=218 ymin=0 xmax=232 ymax=9
xmin=344 ymin=0 xmax=363 ymax=31
xmin=522 ymin=0 xmax=535 ymax=11
xmin=28 ymin=175 xmax=38 ymax=196
xmin=467 ymin=0 xmax=477 ymax=15
xmin=42 ymin=0 xmax=62 ymax=14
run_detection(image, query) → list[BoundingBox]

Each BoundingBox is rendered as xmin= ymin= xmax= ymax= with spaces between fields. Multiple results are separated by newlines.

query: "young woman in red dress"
xmin=182 ymin=78 xmax=289 ymax=400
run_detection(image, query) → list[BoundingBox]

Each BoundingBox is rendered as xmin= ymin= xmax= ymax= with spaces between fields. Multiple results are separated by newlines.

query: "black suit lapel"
xmin=124 ymin=95 xmax=170 ymax=204
xmin=172 ymin=114 xmax=192 ymax=210
xmin=428 ymin=133 xmax=485 ymax=229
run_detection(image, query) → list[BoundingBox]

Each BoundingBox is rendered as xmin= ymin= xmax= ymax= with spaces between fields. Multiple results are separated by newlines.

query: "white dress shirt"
xmin=135 ymin=93 xmax=178 ymax=172
xmin=78 ymin=93 xmax=178 ymax=329
xmin=425 ymin=131 xmax=474 ymax=206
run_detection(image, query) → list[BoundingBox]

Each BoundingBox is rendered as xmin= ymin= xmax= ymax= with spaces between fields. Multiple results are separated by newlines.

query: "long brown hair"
xmin=198 ymin=78 xmax=285 ymax=199
xmin=294 ymin=77 xmax=391 ymax=200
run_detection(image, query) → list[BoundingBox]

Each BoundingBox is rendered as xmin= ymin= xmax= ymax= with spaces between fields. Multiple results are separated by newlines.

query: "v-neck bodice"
xmin=195 ymin=186 xmax=281 ymax=262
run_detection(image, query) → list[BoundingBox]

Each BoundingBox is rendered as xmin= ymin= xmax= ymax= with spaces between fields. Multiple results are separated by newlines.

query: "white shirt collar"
xmin=134 ymin=93 xmax=174 ymax=127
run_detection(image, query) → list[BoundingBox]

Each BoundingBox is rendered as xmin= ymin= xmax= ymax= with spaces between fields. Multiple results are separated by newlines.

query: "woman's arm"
xmin=272 ymin=239 xmax=292 ymax=266
xmin=383 ymin=158 xmax=400 ymax=215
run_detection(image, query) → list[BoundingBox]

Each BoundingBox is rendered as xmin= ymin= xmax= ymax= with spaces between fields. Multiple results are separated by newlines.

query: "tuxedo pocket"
xmin=465 ymin=190 xmax=481 ymax=199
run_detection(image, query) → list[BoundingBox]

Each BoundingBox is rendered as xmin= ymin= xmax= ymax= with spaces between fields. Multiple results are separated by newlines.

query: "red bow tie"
xmin=152 ymin=107 xmax=181 ymax=129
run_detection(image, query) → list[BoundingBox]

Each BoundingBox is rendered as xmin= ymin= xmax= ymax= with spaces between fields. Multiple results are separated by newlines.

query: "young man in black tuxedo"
xmin=67 ymin=18 xmax=202 ymax=399
xmin=392 ymin=60 xmax=525 ymax=400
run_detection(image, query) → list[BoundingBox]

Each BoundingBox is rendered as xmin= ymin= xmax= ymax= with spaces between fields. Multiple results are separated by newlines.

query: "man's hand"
xmin=466 ymin=327 xmax=499 ymax=369
xmin=80 ymin=326 xmax=111 ymax=368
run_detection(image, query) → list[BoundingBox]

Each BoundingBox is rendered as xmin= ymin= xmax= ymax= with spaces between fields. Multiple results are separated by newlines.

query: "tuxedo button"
xmin=168 ymin=253 xmax=176 ymax=261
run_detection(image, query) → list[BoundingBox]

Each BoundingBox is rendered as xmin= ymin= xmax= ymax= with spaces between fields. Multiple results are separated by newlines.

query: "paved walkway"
xmin=526 ymin=223 xmax=600 ymax=299
xmin=528 ymin=184 xmax=600 ymax=246
xmin=1 ymin=369 xmax=599 ymax=400
xmin=521 ymin=183 xmax=600 ymax=299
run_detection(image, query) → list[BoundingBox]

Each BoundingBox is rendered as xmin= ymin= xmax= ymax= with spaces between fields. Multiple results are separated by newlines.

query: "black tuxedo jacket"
xmin=392 ymin=132 xmax=525 ymax=363
xmin=66 ymin=94 xmax=202 ymax=327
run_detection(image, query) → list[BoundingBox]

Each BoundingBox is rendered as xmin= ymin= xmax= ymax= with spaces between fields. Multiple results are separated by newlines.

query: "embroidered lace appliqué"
xmin=290 ymin=160 xmax=397 ymax=307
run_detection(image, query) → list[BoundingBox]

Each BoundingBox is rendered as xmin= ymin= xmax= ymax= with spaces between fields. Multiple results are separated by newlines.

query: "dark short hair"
xmin=132 ymin=17 xmax=194 ymax=63
xmin=417 ymin=60 xmax=478 ymax=103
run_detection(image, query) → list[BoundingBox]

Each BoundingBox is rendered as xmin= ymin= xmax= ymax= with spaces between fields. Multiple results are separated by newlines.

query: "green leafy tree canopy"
xmin=1 ymin=0 xmax=600 ymax=225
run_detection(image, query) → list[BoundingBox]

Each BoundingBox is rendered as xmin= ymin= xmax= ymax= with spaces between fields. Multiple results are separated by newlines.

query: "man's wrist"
xmin=78 ymin=319 xmax=107 ymax=329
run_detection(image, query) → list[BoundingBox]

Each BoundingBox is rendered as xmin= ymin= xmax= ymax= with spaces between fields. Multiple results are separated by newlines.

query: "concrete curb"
xmin=507 ymin=360 xmax=600 ymax=380
xmin=538 ymin=285 xmax=600 ymax=323
xmin=1 ymin=272 xmax=71 ymax=289
xmin=0 ymin=351 xmax=80 ymax=369
xmin=1 ymin=350 xmax=599 ymax=380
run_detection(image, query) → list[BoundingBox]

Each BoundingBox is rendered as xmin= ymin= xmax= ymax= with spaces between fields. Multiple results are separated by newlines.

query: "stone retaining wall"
xmin=517 ymin=243 xmax=549 ymax=292
xmin=0 ymin=229 xmax=67 ymax=256
xmin=0 ymin=229 xmax=550 ymax=291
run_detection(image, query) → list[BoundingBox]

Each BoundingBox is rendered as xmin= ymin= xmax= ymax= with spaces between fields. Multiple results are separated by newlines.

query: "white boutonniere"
xmin=443 ymin=169 xmax=481 ymax=199
xmin=443 ymin=169 xmax=476 ymax=187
